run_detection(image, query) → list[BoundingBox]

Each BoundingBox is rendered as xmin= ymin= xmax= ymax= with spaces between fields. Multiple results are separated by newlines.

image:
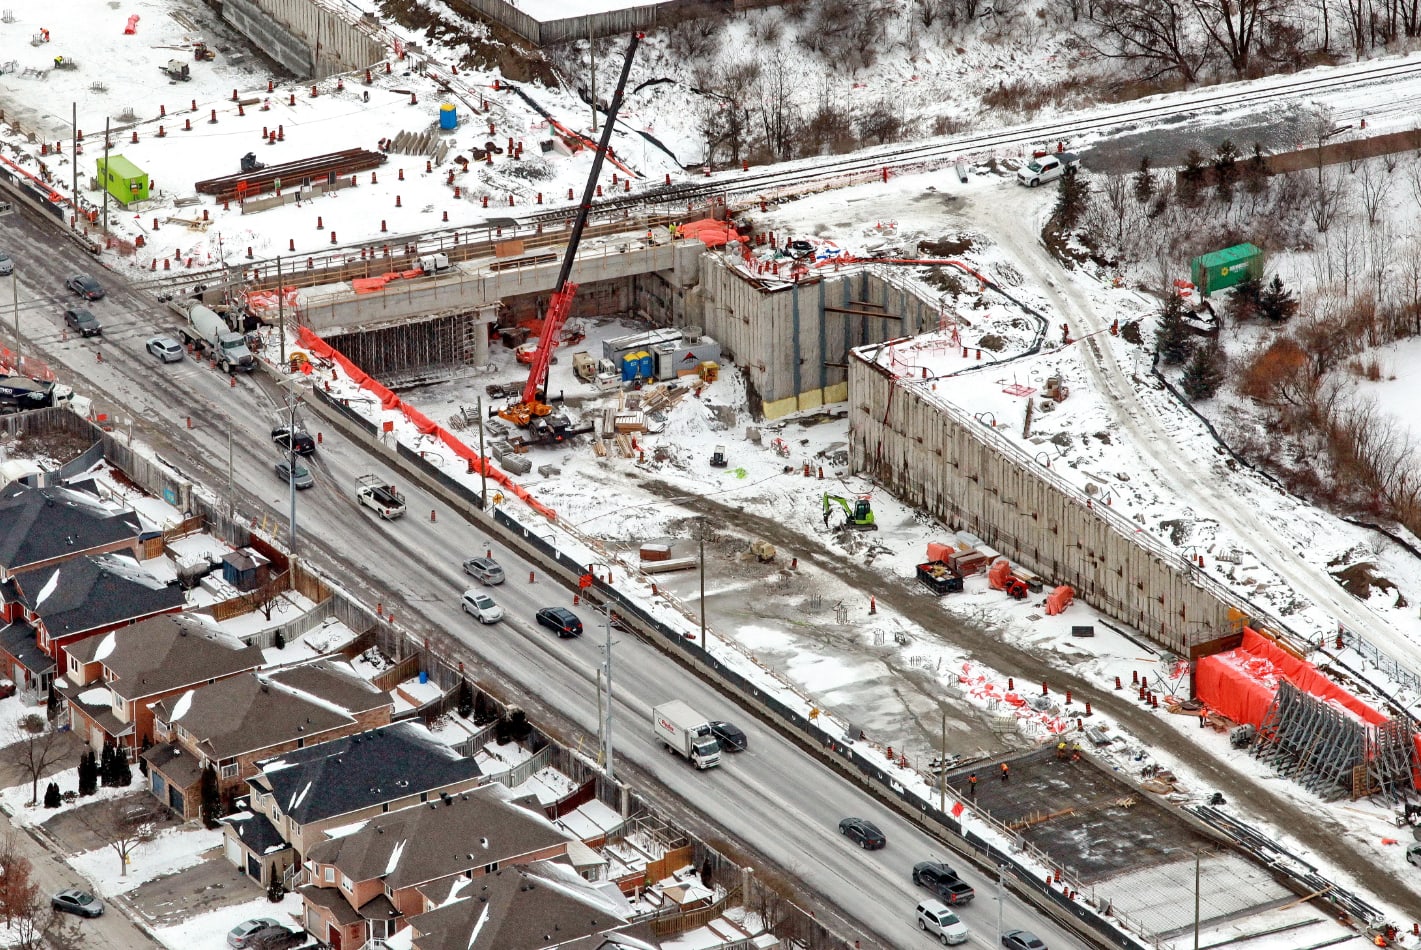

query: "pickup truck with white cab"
xmin=356 ymin=475 xmax=406 ymax=519
xmin=1017 ymin=151 xmax=1080 ymax=187
xmin=653 ymin=701 xmax=721 ymax=770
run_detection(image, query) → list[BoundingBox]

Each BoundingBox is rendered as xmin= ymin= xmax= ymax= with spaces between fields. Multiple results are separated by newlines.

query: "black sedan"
xmin=837 ymin=816 xmax=886 ymax=849
xmin=710 ymin=720 xmax=747 ymax=752
xmin=51 ymin=888 xmax=103 ymax=918
xmin=1002 ymin=930 xmax=1048 ymax=950
xmin=535 ymin=607 xmax=583 ymax=638
xmin=65 ymin=273 xmax=104 ymax=300
xmin=64 ymin=308 xmax=102 ymax=337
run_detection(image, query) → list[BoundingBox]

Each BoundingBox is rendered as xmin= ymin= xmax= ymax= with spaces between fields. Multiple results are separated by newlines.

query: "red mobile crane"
xmin=498 ymin=32 xmax=642 ymax=444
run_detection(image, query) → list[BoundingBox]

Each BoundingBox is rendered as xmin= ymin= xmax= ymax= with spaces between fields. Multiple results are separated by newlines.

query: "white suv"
xmin=916 ymin=899 xmax=968 ymax=945
xmin=462 ymin=589 xmax=504 ymax=624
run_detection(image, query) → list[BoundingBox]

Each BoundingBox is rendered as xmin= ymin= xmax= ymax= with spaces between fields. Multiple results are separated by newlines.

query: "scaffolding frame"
xmin=1254 ymin=681 xmax=1417 ymax=801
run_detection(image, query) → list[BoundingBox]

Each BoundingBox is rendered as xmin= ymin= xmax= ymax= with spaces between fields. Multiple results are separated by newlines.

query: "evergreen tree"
xmin=46 ymin=685 xmax=59 ymax=721
xmin=1213 ymin=140 xmax=1240 ymax=203
xmin=456 ymin=681 xmax=474 ymax=719
xmin=1132 ymin=155 xmax=1155 ymax=206
xmin=78 ymin=750 xmax=97 ymax=797
xmin=114 ymin=750 xmax=133 ymax=788
xmin=101 ymin=745 xmax=120 ymax=787
xmin=267 ymin=876 xmax=286 ymax=903
xmin=1154 ymin=293 xmax=1195 ymax=365
xmin=43 ymin=782 xmax=60 ymax=809
xmin=1225 ymin=274 xmax=1264 ymax=322
xmin=1179 ymin=149 xmax=1207 ymax=205
xmin=200 ymin=764 xmax=222 ymax=829
xmin=138 ymin=737 xmax=151 ymax=777
xmin=273 ymin=629 xmax=286 ymax=651
xmin=1257 ymin=275 xmax=1299 ymax=323
xmin=1051 ymin=169 xmax=1089 ymax=231
xmin=1243 ymin=143 xmax=1271 ymax=195
xmin=1182 ymin=342 xmax=1226 ymax=400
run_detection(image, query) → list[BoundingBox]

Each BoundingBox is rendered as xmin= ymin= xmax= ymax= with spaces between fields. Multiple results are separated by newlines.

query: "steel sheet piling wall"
xmin=849 ymin=355 xmax=1235 ymax=655
xmin=223 ymin=0 xmax=384 ymax=80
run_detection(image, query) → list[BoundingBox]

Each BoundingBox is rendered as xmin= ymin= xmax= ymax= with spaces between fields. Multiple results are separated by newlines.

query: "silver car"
xmin=0 ymin=250 xmax=12 ymax=277
xmin=462 ymin=556 xmax=505 ymax=585
xmin=274 ymin=459 xmax=314 ymax=489
xmin=146 ymin=336 xmax=185 ymax=363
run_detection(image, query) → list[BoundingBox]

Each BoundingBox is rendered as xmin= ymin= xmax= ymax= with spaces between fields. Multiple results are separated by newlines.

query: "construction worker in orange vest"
xmin=1000 ymin=762 xmax=1010 ymax=782
xmin=968 ymin=773 xmax=977 ymax=799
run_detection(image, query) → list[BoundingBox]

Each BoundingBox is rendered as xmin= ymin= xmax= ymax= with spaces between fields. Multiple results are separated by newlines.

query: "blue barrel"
xmin=439 ymin=104 xmax=457 ymax=130
xmin=419 ymin=670 xmax=429 ymax=684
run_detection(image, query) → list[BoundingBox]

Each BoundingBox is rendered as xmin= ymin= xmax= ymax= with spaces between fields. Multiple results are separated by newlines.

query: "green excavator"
xmin=823 ymin=493 xmax=877 ymax=531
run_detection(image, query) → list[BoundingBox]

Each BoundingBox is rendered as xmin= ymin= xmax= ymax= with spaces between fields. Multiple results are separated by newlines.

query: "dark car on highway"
xmin=1002 ymin=930 xmax=1048 ymax=950
xmin=913 ymin=860 xmax=975 ymax=904
xmin=64 ymin=308 xmax=102 ymax=337
xmin=65 ymin=273 xmax=104 ymax=300
xmin=710 ymin=720 xmax=747 ymax=752
xmin=272 ymin=425 xmax=316 ymax=456
xmin=536 ymin=606 xmax=583 ymax=638
xmin=837 ymin=816 xmax=886 ymax=849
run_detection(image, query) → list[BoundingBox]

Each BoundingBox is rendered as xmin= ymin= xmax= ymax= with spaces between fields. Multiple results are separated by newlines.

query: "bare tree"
xmin=754 ymin=60 xmax=800 ymax=163
xmin=0 ymin=835 xmax=37 ymax=929
xmin=1358 ymin=159 xmax=1393 ymax=227
xmin=1076 ymin=0 xmax=1208 ymax=82
xmin=1367 ymin=223 xmax=1396 ymax=324
xmin=78 ymin=796 xmax=163 ymax=877
xmin=1309 ymin=168 xmax=1348 ymax=235
xmin=1189 ymin=0 xmax=1282 ymax=74
xmin=1397 ymin=234 xmax=1421 ymax=333
xmin=9 ymin=715 xmax=67 ymax=807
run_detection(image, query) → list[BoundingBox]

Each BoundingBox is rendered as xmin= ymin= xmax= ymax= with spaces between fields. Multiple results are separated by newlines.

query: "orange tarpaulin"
xmin=678 ymin=218 xmax=740 ymax=248
xmin=295 ymin=326 xmax=556 ymax=520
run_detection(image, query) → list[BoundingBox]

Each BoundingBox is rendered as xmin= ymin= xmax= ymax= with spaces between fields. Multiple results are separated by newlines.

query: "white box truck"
xmin=652 ymin=701 xmax=721 ymax=770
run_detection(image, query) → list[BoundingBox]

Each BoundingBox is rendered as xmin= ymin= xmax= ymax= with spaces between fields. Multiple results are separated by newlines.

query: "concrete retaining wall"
xmin=223 ymin=0 xmax=385 ymax=79
xmin=449 ymin=0 xmax=799 ymax=45
xmin=696 ymin=256 xmax=940 ymax=419
xmin=849 ymin=355 xmax=1237 ymax=656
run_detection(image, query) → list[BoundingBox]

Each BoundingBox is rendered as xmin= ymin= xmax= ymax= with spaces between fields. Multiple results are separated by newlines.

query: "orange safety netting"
xmin=1197 ymin=627 xmax=1421 ymax=771
xmin=295 ymin=326 xmax=556 ymax=520
xmin=245 ymin=287 xmax=300 ymax=317
xmin=679 ymin=218 xmax=740 ymax=248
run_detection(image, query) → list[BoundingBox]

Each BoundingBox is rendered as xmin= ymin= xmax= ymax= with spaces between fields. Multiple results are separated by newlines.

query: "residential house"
xmin=222 ymin=721 xmax=484 ymax=887
xmin=0 ymin=482 xmax=177 ymax=693
xmin=401 ymin=861 xmax=660 ymax=950
xmin=300 ymin=784 xmax=571 ymax=949
xmin=144 ymin=659 xmax=392 ymax=819
xmin=59 ymin=614 xmax=264 ymax=758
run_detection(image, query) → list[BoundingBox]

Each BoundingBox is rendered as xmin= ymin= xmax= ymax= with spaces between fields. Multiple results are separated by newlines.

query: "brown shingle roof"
xmin=305 ymin=785 xmax=569 ymax=891
xmin=152 ymin=660 xmax=390 ymax=760
xmin=66 ymin=613 xmax=263 ymax=699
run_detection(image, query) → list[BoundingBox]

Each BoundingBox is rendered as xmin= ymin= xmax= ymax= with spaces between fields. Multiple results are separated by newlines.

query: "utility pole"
xmin=939 ymin=710 xmax=946 ymax=812
xmin=603 ymin=601 xmax=614 ymax=782
xmin=101 ymin=116 xmax=109 ymax=240
xmin=277 ymin=255 xmax=286 ymax=368
xmin=227 ymin=425 xmax=234 ymax=519
xmin=996 ymin=866 xmax=1004 ymax=945
xmin=698 ymin=520 xmax=707 ymax=644
xmin=587 ymin=18 xmax=598 ymax=133
xmin=595 ymin=667 xmax=603 ymax=758
xmin=1194 ymin=851 xmax=1202 ymax=950
xmin=287 ymin=396 xmax=299 ymax=551
xmin=476 ymin=396 xmax=488 ymax=507
xmin=10 ymin=274 xmax=18 ymax=361
xmin=71 ymin=103 xmax=77 ymax=235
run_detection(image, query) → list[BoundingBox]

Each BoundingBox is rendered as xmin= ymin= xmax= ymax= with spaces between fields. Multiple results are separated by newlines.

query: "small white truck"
xmin=356 ymin=475 xmax=406 ymax=519
xmin=652 ymin=701 xmax=721 ymax=770
xmin=1017 ymin=151 xmax=1081 ymax=187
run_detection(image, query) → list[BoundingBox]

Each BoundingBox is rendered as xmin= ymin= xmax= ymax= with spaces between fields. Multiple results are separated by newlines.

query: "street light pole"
xmin=287 ymin=397 xmax=299 ymax=551
xmin=476 ymin=396 xmax=488 ymax=507
xmin=698 ymin=520 xmax=707 ymax=644
xmin=1194 ymin=851 xmax=1202 ymax=950
xmin=277 ymin=255 xmax=286 ymax=369
xmin=10 ymin=274 xmax=18 ymax=361
xmin=603 ymin=601 xmax=614 ymax=783
xmin=996 ymin=865 xmax=1005 ymax=945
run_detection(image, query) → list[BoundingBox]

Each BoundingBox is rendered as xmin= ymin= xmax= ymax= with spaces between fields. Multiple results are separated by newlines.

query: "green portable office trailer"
xmin=1190 ymin=243 xmax=1262 ymax=296
xmin=96 ymin=154 xmax=149 ymax=206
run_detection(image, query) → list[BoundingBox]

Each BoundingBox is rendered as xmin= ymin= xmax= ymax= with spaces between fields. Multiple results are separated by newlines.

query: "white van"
xmin=915 ymin=899 xmax=969 ymax=945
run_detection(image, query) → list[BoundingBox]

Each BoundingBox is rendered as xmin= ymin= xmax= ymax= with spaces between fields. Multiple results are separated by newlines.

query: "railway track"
xmin=135 ymin=54 xmax=1421 ymax=294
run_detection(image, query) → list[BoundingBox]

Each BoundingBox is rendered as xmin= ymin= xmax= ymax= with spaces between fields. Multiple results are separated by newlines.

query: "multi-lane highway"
xmin=1 ymin=205 xmax=1095 ymax=947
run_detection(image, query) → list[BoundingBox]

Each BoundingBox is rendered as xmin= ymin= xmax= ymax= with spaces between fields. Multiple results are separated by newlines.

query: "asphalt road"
xmin=0 ymin=205 xmax=1099 ymax=948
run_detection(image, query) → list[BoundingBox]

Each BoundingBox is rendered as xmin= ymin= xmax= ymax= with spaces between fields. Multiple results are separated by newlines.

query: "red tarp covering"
xmin=1197 ymin=627 xmax=1387 ymax=729
xmin=295 ymin=326 xmax=557 ymax=520
xmin=678 ymin=218 xmax=740 ymax=248
xmin=926 ymin=541 xmax=954 ymax=563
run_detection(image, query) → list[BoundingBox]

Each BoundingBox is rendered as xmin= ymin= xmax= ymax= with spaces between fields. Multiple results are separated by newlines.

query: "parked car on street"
xmin=228 ymin=918 xmax=281 ymax=949
xmin=461 ymin=590 xmax=504 ymax=624
xmin=64 ymin=307 xmax=102 ymax=337
xmin=710 ymin=720 xmax=747 ymax=752
xmin=0 ymin=250 xmax=13 ymax=276
xmin=51 ymin=889 xmax=103 ymax=918
xmin=146 ymin=336 xmax=185 ymax=362
xmin=837 ymin=816 xmax=886 ymax=849
xmin=275 ymin=459 xmax=314 ymax=489
xmin=65 ymin=273 xmax=105 ymax=300
xmin=536 ymin=606 xmax=583 ymax=638
xmin=462 ymin=556 xmax=505 ymax=585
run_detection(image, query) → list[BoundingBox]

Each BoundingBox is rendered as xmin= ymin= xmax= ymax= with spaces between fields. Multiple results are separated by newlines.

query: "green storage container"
xmin=1190 ymin=243 xmax=1262 ymax=296
xmin=96 ymin=154 xmax=149 ymax=206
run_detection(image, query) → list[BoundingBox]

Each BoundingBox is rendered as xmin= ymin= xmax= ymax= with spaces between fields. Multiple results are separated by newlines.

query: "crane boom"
xmin=510 ymin=32 xmax=642 ymax=421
